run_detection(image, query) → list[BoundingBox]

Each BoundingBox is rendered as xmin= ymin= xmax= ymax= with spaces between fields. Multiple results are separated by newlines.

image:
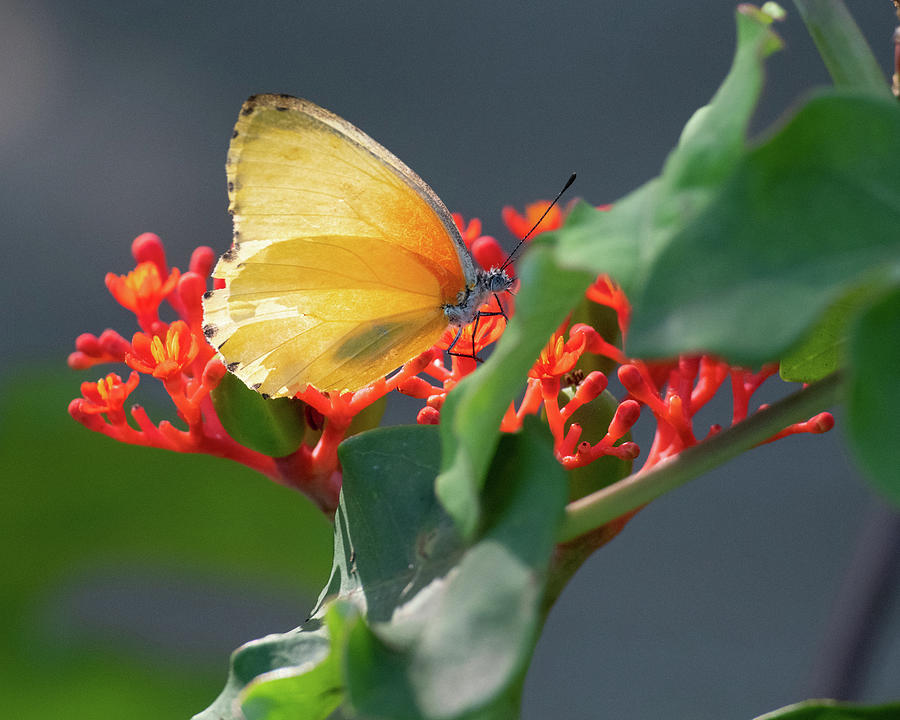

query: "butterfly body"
xmin=203 ymin=94 xmax=511 ymax=397
xmin=443 ymin=266 xmax=512 ymax=328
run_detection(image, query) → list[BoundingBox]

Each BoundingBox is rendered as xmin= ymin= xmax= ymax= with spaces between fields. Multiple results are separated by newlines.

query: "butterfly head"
xmin=483 ymin=266 xmax=514 ymax=294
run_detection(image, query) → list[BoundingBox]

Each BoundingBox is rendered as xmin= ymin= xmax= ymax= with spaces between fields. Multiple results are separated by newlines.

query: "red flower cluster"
xmin=398 ymin=204 xmax=833 ymax=474
xmin=69 ymin=204 xmax=833 ymax=518
xmin=68 ymin=233 xmax=343 ymax=512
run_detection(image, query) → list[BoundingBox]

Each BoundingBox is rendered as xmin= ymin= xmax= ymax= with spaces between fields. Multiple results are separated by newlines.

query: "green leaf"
xmin=846 ymin=284 xmax=900 ymax=508
xmin=437 ymin=244 xmax=593 ymax=538
xmin=343 ymin=421 xmax=567 ymax=720
xmin=196 ymin=622 xmax=337 ymax=720
xmin=779 ymin=284 xmax=872 ymax=382
xmin=211 ymin=371 xmax=308 ymax=456
xmin=238 ymin=603 xmax=355 ymax=720
xmin=754 ymin=698 xmax=900 ymax=719
xmin=626 ymin=91 xmax=900 ymax=364
xmin=196 ymin=424 xmax=449 ymax=720
xmin=554 ymin=5 xmax=782 ymax=287
xmin=231 ymin=421 xmax=567 ymax=720
xmin=549 ymin=5 xmax=900 ymax=368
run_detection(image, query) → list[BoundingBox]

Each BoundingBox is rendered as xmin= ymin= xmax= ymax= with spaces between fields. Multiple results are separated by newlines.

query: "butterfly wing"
xmin=203 ymin=94 xmax=473 ymax=396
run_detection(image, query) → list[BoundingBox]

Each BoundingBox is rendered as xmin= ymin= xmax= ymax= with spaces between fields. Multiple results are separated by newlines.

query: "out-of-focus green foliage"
xmin=0 ymin=371 xmax=333 ymax=719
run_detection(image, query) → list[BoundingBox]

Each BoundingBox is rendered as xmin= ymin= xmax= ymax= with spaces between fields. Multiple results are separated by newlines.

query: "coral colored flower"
xmin=502 ymin=201 xmax=564 ymax=239
xmin=586 ymin=275 xmax=631 ymax=337
xmin=67 ymin=329 xmax=133 ymax=370
xmin=437 ymin=300 xmax=507 ymax=357
xmin=78 ymin=371 xmax=140 ymax=419
xmin=106 ymin=261 xmax=180 ymax=323
xmin=69 ymin=233 xmax=351 ymax=514
xmin=529 ymin=327 xmax=587 ymax=380
xmin=126 ymin=321 xmax=199 ymax=379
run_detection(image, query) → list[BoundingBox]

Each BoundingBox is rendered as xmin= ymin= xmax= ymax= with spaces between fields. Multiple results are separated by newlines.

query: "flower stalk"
xmin=558 ymin=371 xmax=843 ymax=544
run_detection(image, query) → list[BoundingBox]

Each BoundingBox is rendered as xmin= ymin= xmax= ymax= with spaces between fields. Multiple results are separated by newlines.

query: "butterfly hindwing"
xmin=204 ymin=94 xmax=471 ymax=395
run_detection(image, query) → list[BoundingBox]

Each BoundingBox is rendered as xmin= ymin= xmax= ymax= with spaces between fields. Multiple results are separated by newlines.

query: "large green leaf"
xmin=196 ymin=425 xmax=454 ymax=720
xmin=779 ymin=284 xmax=873 ymax=382
xmin=217 ymin=421 xmax=567 ymax=720
xmin=846 ymin=285 xmax=900 ymax=508
xmin=343 ymin=421 xmax=566 ymax=720
xmin=754 ymin=699 xmax=900 ymax=719
xmin=553 ymin=5 xmax=783 ymax=291
xmin=625 ymin=90 xmax=900 ymax=364
xmin=549 ymin=7 xmax=900 ymax=367
xmin=238 ymin=604 xmax=353 ymax=720
xmin=196 ymin=621 xmax=337 ymax=720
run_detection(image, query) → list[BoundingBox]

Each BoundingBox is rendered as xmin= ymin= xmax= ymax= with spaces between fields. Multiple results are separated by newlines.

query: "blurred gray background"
xmin=2 ymin=1 xmax=898 ymax=718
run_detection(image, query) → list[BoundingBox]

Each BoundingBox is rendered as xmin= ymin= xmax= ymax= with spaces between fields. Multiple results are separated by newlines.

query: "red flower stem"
xmin=129 ymin=406 xmax=172 ymax=447
xmin=691 ymin=358 xmax=728 ymax=410
xmin=516 ymin=381 xmax=544 ymax=423
xmin=558 ymin=372 xmax=844 ymax=544
xmin=541 ymin=378 xmax=564 ymax=443
xmin=558 ymin=424 xmax=582 ymax=458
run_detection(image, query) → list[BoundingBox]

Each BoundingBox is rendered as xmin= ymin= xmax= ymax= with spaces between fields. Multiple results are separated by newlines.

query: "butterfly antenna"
xmin=500 ymin=172 xmax=576 ymax=271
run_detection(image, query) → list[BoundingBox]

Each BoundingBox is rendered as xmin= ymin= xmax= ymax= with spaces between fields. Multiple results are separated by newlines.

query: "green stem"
xmin=792 ymin=0 xmax=890 ymax=95
xmin=558 ymin=372 xmax=844 ymax=544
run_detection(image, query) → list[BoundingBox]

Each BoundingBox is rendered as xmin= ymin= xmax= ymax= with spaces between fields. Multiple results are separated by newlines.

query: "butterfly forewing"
xmin=204 ymin=95 xmax=471 ymax=395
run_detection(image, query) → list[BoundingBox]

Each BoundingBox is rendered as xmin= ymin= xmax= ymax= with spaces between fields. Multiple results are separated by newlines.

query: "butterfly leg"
xmin=447 ymin=313 xmax=481 ymax=362
xmin=447 ymin=309 xmax=510 ymax=363
xmin=446 ymin=325 xmax=467 ymax=358
xmin=493 ymin=292 xmax=509 ymax=321
xmin=447 ymin=315 xmax=484 ymax=363
xmin=447 ymin=289 xmax=511 ymax=363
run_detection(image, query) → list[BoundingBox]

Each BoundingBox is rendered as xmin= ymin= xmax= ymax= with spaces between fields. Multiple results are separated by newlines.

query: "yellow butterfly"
xmin=202 ymin=94 xmax=513 ymax=397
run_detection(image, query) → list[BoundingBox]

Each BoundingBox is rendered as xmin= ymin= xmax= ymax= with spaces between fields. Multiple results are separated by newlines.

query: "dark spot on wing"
xmin=275 ymin=105 xmax=288 ymax=112
xmin=251 ymin=382 xmax=262 ymax=391
xmin=227 ymin=181 xmax=234 ymax=192
xmin=203 ymin=290 xmax=213 ymax=300
xmin=203 ymin=324 xmax=217 ymax=339
xmin=226 ymin=361 xmax=240 ymax=372
xmin=261 ymin=392 xmax=271 ymax=400
xmin=231 ymin=129 xmax=238 ymax=139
